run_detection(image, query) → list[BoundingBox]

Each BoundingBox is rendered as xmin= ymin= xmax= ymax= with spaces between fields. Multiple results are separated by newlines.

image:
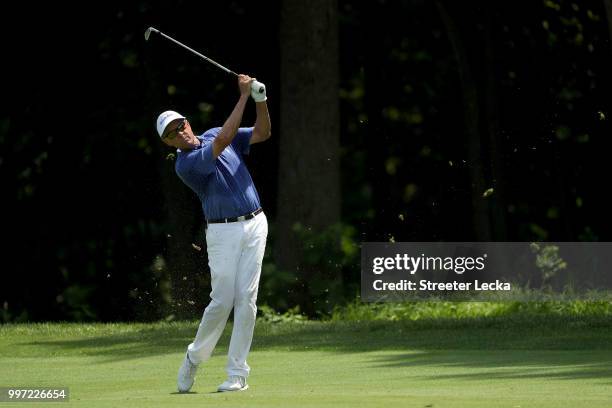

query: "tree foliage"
xmin=1 ymin=0 xmax=610 ymax=321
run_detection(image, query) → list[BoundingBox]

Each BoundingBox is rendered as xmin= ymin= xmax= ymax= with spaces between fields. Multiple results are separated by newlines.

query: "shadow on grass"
xmin=9 ymin=314 xmax=612 ymax=380
xmin=368 ymin=350 xmax=612 ymax=382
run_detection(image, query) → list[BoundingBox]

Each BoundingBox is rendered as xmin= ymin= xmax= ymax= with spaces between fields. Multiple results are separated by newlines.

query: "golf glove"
xmin=251 ymin=80 xmax=267 ymax=102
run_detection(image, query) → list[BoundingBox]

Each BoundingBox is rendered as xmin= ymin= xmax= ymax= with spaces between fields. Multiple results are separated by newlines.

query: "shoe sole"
xmin=177 ymin=382 xmax=194 ymax=393
xmin=177 ymin=378 xmax=195 ymax=393
xmin=217 ymin=384 xmax=249 ymax=392
xmin=177 ymin=353 xmax=198 ymax=393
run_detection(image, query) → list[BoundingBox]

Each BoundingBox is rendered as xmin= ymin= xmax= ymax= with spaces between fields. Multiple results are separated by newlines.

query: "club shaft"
xmin=156 ymin=30 xmax=238 ymax=76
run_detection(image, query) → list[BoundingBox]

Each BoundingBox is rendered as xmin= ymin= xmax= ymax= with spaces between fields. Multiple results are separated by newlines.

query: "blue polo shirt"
xmin=175 ymin=127 xmax=261 ymax=220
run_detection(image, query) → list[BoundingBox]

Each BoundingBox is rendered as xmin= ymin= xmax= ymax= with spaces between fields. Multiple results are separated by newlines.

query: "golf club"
xmin=145 ymin=26 xmax=264 ymax=94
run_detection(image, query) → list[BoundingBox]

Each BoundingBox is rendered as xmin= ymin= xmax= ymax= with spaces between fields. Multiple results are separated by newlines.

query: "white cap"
xmin=156 ymin=110 xmax=185 ymax=138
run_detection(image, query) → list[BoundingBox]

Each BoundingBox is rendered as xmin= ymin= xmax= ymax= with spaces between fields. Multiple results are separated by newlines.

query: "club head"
xmin=144 ymin=27 xmax=158 ymax=41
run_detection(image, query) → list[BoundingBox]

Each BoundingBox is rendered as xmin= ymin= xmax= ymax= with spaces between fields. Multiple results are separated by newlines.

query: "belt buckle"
xmin=237 ymin=215 xmax=246 ymax=221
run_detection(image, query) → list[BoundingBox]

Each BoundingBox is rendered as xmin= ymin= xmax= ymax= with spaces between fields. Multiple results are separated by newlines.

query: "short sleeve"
xmin=231 ymin=127 xmax=254 ymax=155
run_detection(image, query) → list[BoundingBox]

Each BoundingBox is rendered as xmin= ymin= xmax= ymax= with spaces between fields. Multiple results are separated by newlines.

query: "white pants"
xmin=186 ymin=211 xmax=267 ymax=378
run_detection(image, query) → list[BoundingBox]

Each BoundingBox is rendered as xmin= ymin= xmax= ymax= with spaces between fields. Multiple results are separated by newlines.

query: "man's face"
xmin=161 ymin=118 xmax=195 ymax=148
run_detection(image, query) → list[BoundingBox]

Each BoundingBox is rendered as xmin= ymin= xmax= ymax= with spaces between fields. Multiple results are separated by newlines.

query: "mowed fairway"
xmin=0 ymin=316 xmax=611 ymax=408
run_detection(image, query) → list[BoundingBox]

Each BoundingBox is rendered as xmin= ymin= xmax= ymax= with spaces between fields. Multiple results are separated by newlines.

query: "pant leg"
xmin=187 ymin=222 xmax=243 ymax=364
xmin=226 ymin=212 xmax=268 ymax=377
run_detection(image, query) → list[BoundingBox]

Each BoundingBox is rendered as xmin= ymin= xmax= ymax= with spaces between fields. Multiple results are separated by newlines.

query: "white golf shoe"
xmin=217 ymin=375 xmax=249 ymax=392
xmin=177 ymin=353 xmax=198 ymax=393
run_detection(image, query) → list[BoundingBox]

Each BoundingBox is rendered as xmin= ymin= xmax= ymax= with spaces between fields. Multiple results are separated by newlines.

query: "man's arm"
xmin=250 ymin=101 xmax=271 ymax=144
xmin=212 ymin=74 xmax=252 ymax=158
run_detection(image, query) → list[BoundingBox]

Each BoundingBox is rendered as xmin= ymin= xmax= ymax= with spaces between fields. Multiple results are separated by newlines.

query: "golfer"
xmin=156 ymin=74 xmax=271 ymax=392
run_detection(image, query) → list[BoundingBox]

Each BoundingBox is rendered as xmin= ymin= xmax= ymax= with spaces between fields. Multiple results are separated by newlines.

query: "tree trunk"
xmin=484 ymin=4 xmax=508 ymax=241
xmin=363 ymin=2 xmax=390 ymax=240
xmin=436 ymin=1 xmax=492 ymax=241
xmin=145 ymin=66 xmax=202 ymax=320
xmin=604 ymin=0 xmax=612 ymax=51
xmin=277 ymin=0 xmax=341 ymax=310
xmin=158 ymin=159 xmax=202 ymax=319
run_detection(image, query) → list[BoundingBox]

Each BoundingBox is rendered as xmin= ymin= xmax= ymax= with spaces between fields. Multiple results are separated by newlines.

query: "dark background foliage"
xmin=1 ymin=0 xmax=610 ymax=321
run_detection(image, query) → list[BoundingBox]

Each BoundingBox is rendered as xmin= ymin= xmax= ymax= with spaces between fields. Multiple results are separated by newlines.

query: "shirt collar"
xmin=177 ymin=136 xmax=205 ymax=153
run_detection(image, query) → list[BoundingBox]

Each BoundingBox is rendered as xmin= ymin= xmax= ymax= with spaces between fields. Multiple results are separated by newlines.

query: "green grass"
xmin=0 ymin=305 xmax=611 ymax=407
